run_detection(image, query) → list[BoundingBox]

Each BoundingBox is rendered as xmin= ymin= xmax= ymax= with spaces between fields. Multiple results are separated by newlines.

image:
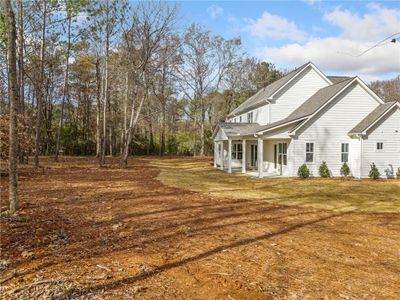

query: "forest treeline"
xmin=0 ymin=0 xmax=285 ymax=165
xmin=1 ymin=1 xmax=398 ymax=162
xmin=1 ymin=1 xmax=398 ymax=213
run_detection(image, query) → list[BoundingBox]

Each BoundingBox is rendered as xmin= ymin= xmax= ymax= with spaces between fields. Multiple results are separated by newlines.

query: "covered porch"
xmin=214 ymin=137 xmax=291 ymax=178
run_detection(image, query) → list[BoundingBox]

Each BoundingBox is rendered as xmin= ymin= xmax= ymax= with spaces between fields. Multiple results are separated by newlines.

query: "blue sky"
xmin=174 ymin=1 xmax=400 ymax=82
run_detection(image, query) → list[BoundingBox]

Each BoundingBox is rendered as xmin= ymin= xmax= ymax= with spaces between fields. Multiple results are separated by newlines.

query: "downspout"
xmin=359 ymin=134 xmax=364 ymax=179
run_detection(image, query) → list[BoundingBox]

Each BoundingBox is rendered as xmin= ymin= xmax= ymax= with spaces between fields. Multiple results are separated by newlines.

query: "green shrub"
xmin=298 ymin=164 xmax=310 ymax=178
xmin=318 ymin=161 xmax=331 ymax=177
xmin=369 ymin=163 xmax=380 ymax=179
xmin=340 ymin=162 xmax=350 ymax=177
xmin=396 ymin=167 xmax=400 ymax=179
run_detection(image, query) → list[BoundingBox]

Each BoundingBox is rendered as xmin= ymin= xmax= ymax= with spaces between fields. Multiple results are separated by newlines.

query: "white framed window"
xmin=232 ymin=143 xmax=243 ymax=160
xmin=341 ymin=143 xmax=349 ymax=162
xmin=306 ymin=142 xmax=314 ymax=162
xmin=278 ymin=143 xmax=287 ymax=166
xmin=239 ymin=116 xmax=242 ymax=123
xmin=247 ymin=112 xmax=253 ymax=123
xmin=234 ymin=117 xmax=237 ymax=123
xmin=376 ymin=142 xmax=383 ymax=150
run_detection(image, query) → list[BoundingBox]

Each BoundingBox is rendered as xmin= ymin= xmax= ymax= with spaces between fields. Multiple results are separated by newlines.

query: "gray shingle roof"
xmin=349 ymin=101 xmax=398 ymax=135
xmin=228 ymin=62 xmax=311 ymax=117
xmin=327 ymin=76 xmax=351 ymax=84
xmin=217 ymin=122 xmax=263 ymax=137
xmin=256 ymin=77 xmax=355 ymax=133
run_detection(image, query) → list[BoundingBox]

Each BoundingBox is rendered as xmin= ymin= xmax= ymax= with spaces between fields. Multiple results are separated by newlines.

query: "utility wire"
xmin=340 ymin=32 xmax=400 ymax=58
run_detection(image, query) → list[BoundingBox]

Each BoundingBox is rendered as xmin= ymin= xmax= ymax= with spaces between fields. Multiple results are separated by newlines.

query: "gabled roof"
xmin=349 ymin=101 xmax=400 ymax=135
xmin=228 ymin=62 xmax=323 ymax=117
xmin=327 ymin=76 xmax=351 ymax=84
xmin=256 ymin=77 xmax=355 ymax=134
xmin=213 ymin=122 xmax=263 ymax=139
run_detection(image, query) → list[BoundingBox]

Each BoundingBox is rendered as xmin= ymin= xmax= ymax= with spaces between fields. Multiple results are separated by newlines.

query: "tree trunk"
xmin=17 ymin=0 xmax=25 ymax=164
xmin=4 ymin=0 xmax=19 ymax=214
xmin=200 ymin=105 xmax=205 ymax=156
xmin=160 ymin=102 xmax=166 ymax=156
xmin=121 ymin=72 xmax=129 ymax=156
xmin=120 ymin=82 xmax=147 ymax=168
xmin=109 ymin=119 xmax=113 ymax=156
xmin=34 ymin=0 xmax=46 ymax=168
xmin=149 ymin=122 xmax=154 ymax=155
xmin=95 ymin=57 xmax=101 ymax=160
xmin=55 ymin=15 xmax=71 ymax=161
xmin=100 ymin=0 xmax=110 ymax=165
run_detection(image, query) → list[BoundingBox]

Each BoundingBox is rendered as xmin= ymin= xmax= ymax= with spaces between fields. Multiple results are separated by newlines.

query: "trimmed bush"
xmin=369 ymin=163 xmax=380 ymax=179
xmin=318 ymin=161 xmax=331 ymax=177
xmin=298 ymin=164 xmax=310 ymax=178
xmin=396 ymin=167 xmax=400 ymax=179
xmin=340 ymin=162 xmax=350 ymax=177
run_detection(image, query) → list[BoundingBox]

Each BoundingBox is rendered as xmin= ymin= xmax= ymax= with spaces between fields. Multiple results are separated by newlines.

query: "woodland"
xmin=1 ymin=0 xmax=399 ymax=214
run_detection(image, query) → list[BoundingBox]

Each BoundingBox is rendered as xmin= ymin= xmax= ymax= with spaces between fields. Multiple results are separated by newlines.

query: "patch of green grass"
xmin=151 ymin=158 xmax=400 ymax=213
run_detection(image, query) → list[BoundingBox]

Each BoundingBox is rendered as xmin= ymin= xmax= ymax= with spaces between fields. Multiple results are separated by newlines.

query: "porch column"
xmin=242 ymin=139 xmax=246 ymax=173
xmin=213 ymin=141 xmax=217 ymax=167
xmin=228 ymin=139 xmax=232 ymax=173
xmin=220 ymin=141 xmax=224 ymax=170
xmin=257 ymin=137 xmax=263 ymax=178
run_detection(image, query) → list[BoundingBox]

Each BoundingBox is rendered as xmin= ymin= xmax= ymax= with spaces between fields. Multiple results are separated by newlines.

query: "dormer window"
xmin=247 ymin=112 xmax=253 ymax=123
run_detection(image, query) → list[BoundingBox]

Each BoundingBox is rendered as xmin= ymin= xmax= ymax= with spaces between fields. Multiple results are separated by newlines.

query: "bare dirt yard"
xmin=1 ymin=157 xmax=399 ymax=299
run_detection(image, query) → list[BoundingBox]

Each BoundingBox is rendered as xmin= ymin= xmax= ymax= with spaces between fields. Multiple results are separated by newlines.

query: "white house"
xmin=212 ymin=62 xmax=400 ymax=178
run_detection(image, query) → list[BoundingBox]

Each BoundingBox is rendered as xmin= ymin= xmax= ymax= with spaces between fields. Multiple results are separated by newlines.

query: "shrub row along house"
xmin=212 ymin=62 xmax=400 ymax=178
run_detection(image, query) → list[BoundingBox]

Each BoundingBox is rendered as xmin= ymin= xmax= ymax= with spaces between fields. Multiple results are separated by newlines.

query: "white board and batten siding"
xmin=230 ymin=66 xmax=329 ymax=126
xmin=293 ymin=82 xmax=380 ymax=177
xmin=271 ymin=66 xmax=330 ymax=123
xmin=361 ymin=107 xmax=400 ymax=178
xmin=234 ymin=104 xmax=270 ymax=125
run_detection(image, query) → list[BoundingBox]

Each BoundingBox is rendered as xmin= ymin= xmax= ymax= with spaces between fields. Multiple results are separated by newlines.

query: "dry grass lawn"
xmin=152 ymin=157 xmax=400 ymax=213
xmin=0 ymin=156 xmax=399 ymax=299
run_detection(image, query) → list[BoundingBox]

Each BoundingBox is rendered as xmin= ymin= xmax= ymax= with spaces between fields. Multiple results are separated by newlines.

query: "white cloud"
xmin=253 ymin=5 xmax=400 ymax=82
xmin=207 ymin=5 xmax=223 ymax=19
xmin=256 ymin=37 xmax=400 ymax=82
xmin=324 ymin=3 xmax=400 ymax=42
xmin=245 ymin=11 xmax=306 ymax=41
xmin=302 ymin=0 xmax=321 ymax=6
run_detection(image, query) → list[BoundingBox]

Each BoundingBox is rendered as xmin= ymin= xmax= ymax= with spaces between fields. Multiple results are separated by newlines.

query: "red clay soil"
xmin=0 ymin=157 xmax=399 ymax=299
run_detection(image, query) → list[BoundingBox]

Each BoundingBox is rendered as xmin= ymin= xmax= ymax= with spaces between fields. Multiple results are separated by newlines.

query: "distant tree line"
xmin=0 ymin=0 xmax=284 ymax=168
xmin=370 ymin=76 xmax=400 ymax=103
xmin=2 ymin=0 xmax=396 ymax=214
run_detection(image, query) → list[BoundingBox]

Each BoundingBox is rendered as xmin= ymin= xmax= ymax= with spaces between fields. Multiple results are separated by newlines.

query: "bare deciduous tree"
xmin=3 ymin=0 xmax=19 ymax=213
xmin=119 ymin=1 xmax=177 ymax=167
xmin=175 ymin=24 xmax=242 ymax=156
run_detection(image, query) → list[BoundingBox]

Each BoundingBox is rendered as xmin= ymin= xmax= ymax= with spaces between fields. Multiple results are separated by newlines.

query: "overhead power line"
xmin=340 ymin=32 xmax=400 ymax=58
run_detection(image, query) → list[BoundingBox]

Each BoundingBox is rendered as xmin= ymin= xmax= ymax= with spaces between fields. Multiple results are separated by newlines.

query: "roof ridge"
xmin=228 ymin=62 xmax=311 ymax=117
xmin=255 ymin=76 xmax=356 ymax=134
xmin=349 ymin=100 xmax=399 ymax=135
